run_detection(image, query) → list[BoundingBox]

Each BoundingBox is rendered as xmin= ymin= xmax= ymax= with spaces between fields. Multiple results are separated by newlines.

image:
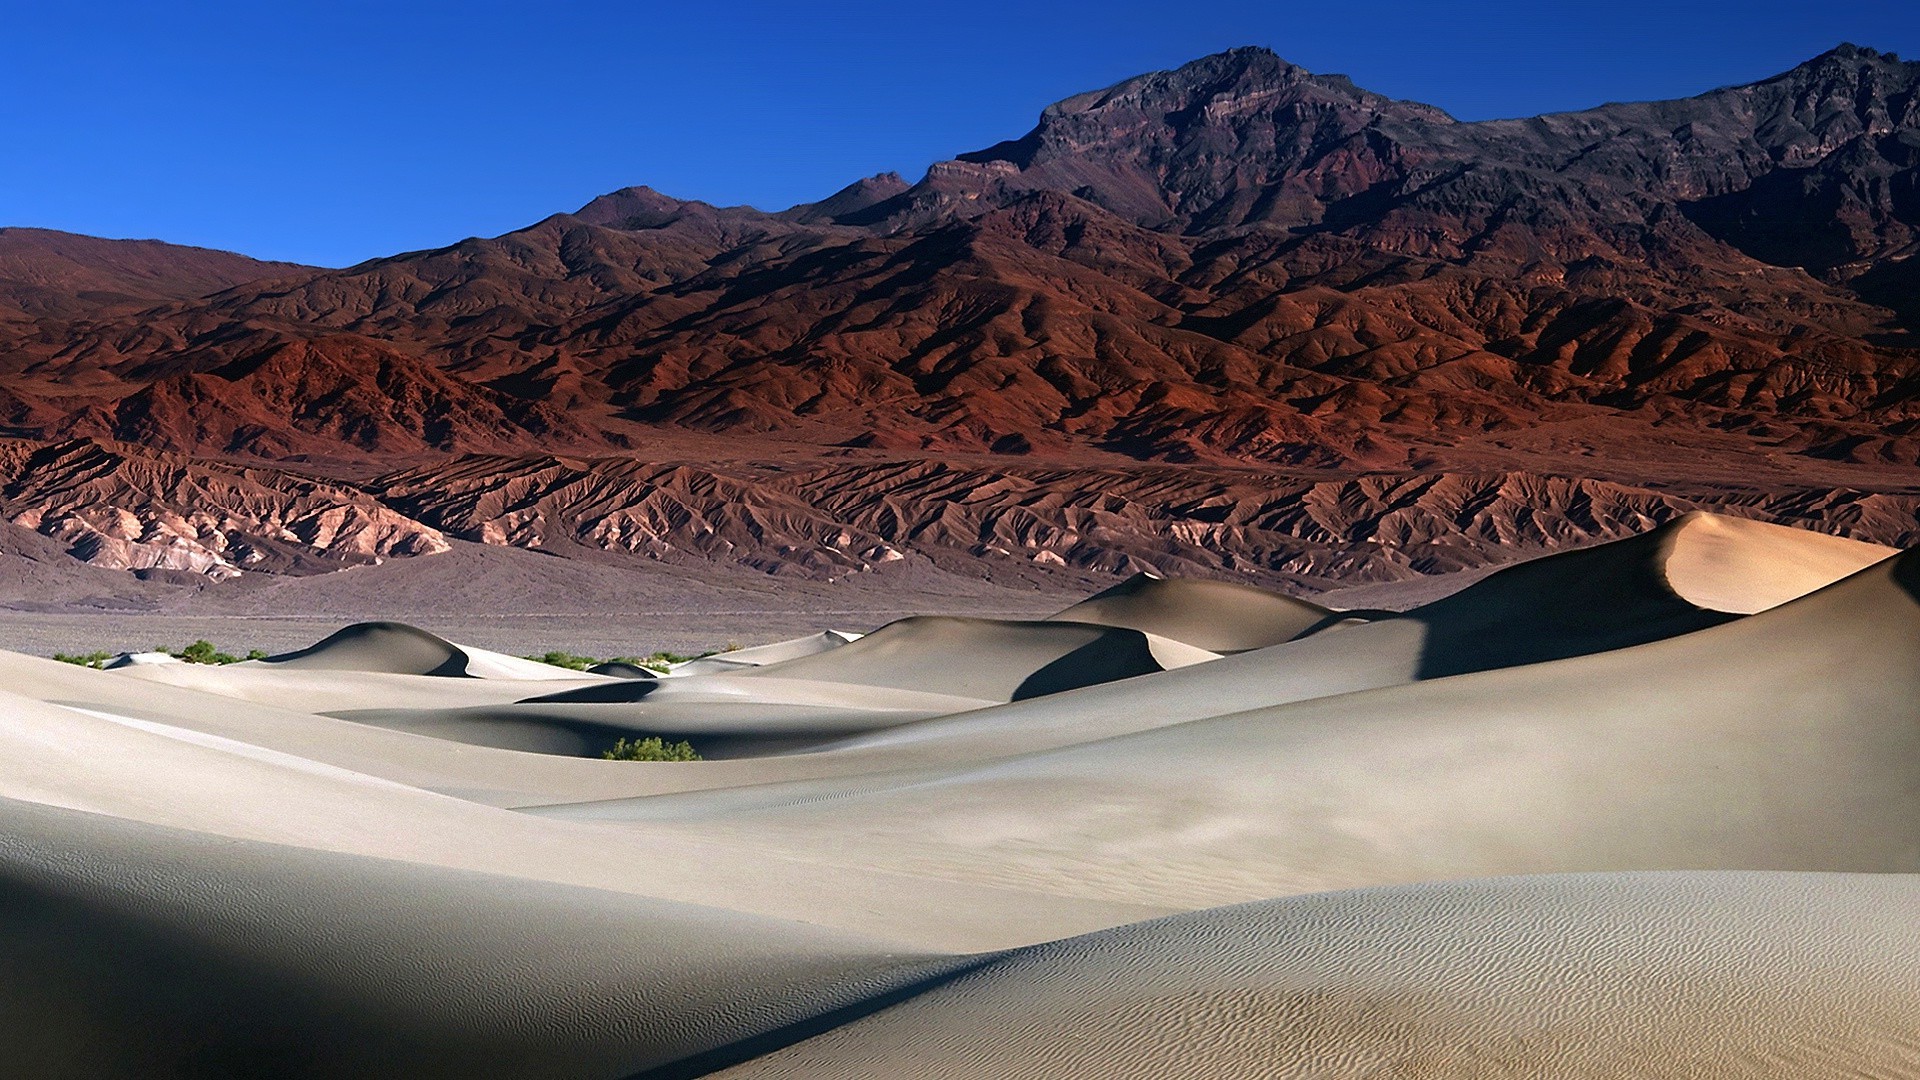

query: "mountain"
xmin=1 ymin=45 xmax=1918 ymax=595
xmin=0 ymin=228 xmax=311 ymax=319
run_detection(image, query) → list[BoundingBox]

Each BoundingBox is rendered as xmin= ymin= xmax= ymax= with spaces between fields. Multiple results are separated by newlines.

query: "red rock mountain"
xmin=2 ymin=45 xmax=1918 ymax=592
xmin=0 ymin=228 xmax=310 ymax=319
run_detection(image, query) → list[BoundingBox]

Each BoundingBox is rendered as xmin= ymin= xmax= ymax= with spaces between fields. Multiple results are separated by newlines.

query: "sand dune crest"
xmin=261 ymin=619 xmax=591 ymax=680
xmin=735 ymin=614 xmax=1216 ymax=701
xmin=1046 ymin=573 xmax=1336 ymax=651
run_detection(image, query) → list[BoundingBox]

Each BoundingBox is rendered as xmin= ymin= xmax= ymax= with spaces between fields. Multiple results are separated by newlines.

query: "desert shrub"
xmin=174 ymin=640 xmax=242 ymax=665
xmin=527 ymin=649 xmax=703 ymax=674
xmin=601 ymin=736 xmax=701 ymax=762
xmin=57 ymin=643 xmax=259 ymax=667
xmin=527 ymin=650 xmax=599 ymax=671
xmin=52 ymin=651 xmax=112 ymax=669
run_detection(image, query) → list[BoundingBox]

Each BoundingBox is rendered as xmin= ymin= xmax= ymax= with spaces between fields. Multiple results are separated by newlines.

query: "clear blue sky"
xmin=4 ymin=0 xmax=1915 ymax=267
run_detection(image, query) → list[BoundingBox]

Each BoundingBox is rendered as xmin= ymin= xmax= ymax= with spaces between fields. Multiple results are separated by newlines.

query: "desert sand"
xmin=1 ymin=511 xmax=1915 ymax=1077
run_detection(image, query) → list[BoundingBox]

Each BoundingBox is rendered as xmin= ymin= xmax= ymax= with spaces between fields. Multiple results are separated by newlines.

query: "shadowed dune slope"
xmin=734 ymin=615 xmax=1217 ymax=702
xmin=261 ymin=621 xmax=471 ymax=676
xmin=0 ymin=683 xmax=1157 ymax=949
xmin=0 ymin=797 xmax=965 ymax=1080
xmin=1393 ymin=511 xmax=1896 ymax=678
xmin=672 ymin=630 xmax=861 ymax=675
xmin=1045 ymin=573 xmax=1336 ymax=651
xmin=260 ymin=620 xmax=591 ymax=680
xmin=716 ymin=872 xmax=1920 ymax=1079
xmin=589 ymin=660 xmax=661 ymax=679
xmin=331 ymin=699 xmax=958 ymax=759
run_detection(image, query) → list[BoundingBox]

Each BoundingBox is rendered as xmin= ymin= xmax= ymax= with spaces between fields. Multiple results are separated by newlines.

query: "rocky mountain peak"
xmin=1799 ymin=41 xmax=1904 ymax=70
xmin=832 ymin=47 xmax=1454 ymax=233
xmin=960 ymin=46 xmax=1452 ymax=171
xmin=1719 ymin=42 xmax=1919 ymax=151
xmin=571 ymin=186 xmax=699 ymax=229
xmin=782 ymin=172 xmax=913 ymax=225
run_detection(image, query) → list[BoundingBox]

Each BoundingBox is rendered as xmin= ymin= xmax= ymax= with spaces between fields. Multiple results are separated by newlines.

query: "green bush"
xmin=601 ymin=736 xmax=702 ymax=762
xmin=526 ymin=650 xmax=598 ymax=671
xmin=53 ymin=651 xmax=112 ymax=669
xmin=525 ymin=649 xmax=706 ymax=674
xmin=173 ymin=640 xmax=245 ymax=665
xmin=179 ymin=640 xmax=221 ymax=664
xmin=52 ymin=642 xmax=260 ymax=668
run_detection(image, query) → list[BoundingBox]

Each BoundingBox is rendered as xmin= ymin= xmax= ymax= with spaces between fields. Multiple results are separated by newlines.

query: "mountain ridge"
xmin=2 ymin=45 xmax=1918 ymax=594
xmin=0 ymin=227 xmax=314 ymax=319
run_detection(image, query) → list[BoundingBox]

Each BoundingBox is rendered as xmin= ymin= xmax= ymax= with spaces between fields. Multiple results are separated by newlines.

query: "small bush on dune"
xmin=527 ymin=650 xmax=598 ymax=671
xmin=601 ymin=736 xmax=702 ymax=762
xmin=53 ymin=642 xmax=262 ymax=668
xmin=176 ymin=640 xmax=235 ymax=665
xmin=525 ymin=648 xmax=708 ymax=674
xmin=169 ymin=640 xmax=263 ymax=665
xmin=53 ymin=651 xmax=112 ymax=669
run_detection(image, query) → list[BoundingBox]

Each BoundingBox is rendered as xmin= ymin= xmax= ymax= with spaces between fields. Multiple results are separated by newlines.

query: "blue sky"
xmin=4 ymin=0 xmax=1915 ymax=266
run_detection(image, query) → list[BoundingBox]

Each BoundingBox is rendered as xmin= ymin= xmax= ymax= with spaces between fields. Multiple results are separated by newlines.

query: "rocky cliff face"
xmin=0 ymin=435 xmax=1913 ymax=592
xmin=919 ymin=44 xmax=1920 ymax=259
xmin=0 ymin=439 xmax=446 ymax=579
xmin=2 ymin=46 xmax=1918 ymax=590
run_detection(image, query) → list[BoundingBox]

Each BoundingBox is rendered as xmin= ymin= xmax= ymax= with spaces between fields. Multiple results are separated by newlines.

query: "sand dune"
xmin=93 ymin=622 xmax=614 ymax=713
xmin=516 ymin=509 xmax=1890 ymax=780
xmin=1657 ymin=511 xmax=1897 ymax=612
xmin=732 ymin=614 xmax=1218 ymax=701
xmin=534 ymin=543 xmax=1920 ymax=910
xmin=0 ymin=512 xmax=1914 ymax=1077
xmin=108 ymin=661 xmax=609 ymax=713
xmin=330 ymin=668 xmax=999 ymax=757
xmin=331 ymin=613 xmax=1223 ymax=757
xmin=1372 ymin=510 xmax=1895 ymax=678
xmin=671 ymin=629 xmax=862 ymax=675
xmin=260 ymin=619 xmax=593 ymax=680
xmin=333 ymin=697 xmax=961 ymax=758
xmin=717 ymin=872 xmax=1920 ymax=1079
xmin=1044 ymin=572 xmax=1336 ymax=651
xmin=0 ymin=683 xmax=1155 ymax=950
xmin=0 ymin=797 xmax=965 ymax=1080
xmin=588 ymin=658 xmax=660 ymax=678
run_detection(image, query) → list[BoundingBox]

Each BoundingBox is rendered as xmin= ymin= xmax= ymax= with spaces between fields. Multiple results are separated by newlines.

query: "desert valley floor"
xmin=5 ymin=511 xmax=1920 ymax=1077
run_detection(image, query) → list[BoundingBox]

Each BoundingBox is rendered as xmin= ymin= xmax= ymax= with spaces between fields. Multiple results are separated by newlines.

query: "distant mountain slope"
xmin=7 ymin=45 xmax=1917 ymax=466
xmin=1 ymin=435 xmax=1913 ymax=593
xmin=0 ymin=228 xmax=312 ymax=318
xmin=0 ymin=46 xmax=1918 ymax=592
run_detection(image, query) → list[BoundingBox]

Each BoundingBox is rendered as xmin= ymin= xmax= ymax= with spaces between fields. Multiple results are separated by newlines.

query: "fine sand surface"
xmin=1 ymin=511 xmax=1914 ymax=1077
